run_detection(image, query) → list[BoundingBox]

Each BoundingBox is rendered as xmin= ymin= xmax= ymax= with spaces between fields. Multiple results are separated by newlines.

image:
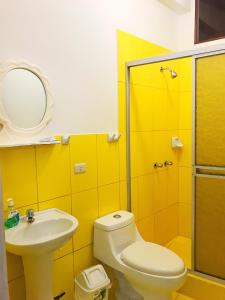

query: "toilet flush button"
xmin=113 ymin=214 xmax=122 ymax=219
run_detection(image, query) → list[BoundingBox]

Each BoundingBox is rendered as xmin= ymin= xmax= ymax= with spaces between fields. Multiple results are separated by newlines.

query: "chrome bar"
xmin=191 ymin=55 xmax=196 ymax=272
xmin=126 ymin=65 xmax=131 ymax=212
xmin=127 ymin=45 xmax=225 ymax=68
xmin=195 ymin=173 xmax=225 ymax=180
xmin=195 ymin=165 xmax=225 ymax=171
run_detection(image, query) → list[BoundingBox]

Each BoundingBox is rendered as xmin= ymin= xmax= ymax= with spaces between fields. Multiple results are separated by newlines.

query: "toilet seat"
xmin=121 ymin=241 xmax=185 ymax=276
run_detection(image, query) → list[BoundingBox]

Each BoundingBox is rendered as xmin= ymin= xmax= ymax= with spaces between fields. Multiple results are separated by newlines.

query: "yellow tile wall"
xmin=118 ymin=32 xmax=193 ymax=246
xmin=0 ymin=133 xmax=124 ymax=299
xmin=118 ymin=30 xmax=181 ymax=246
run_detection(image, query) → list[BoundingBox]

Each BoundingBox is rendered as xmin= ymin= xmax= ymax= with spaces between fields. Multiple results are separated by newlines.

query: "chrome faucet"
xmin=26 ymin=209 xmax=35 ymax=223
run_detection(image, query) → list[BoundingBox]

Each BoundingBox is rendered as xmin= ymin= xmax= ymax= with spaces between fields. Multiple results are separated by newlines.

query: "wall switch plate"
xmin=74 ymin=163 xmax=87 ymax=174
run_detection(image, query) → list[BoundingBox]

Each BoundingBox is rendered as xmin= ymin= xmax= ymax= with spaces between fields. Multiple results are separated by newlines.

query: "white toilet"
xmin=94 ymin=210 xmax=187 ymax=300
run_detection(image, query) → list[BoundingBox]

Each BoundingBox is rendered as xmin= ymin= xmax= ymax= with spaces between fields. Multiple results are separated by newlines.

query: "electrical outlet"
xmin=74 ymin=163 xmax=87 ymax=174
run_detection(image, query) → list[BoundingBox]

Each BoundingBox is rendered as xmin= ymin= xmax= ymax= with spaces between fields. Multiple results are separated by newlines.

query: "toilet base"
xmin=137 ymin=289 xmax=171 ymax=300
xmin=114 ymin=270 xmax=174 ymax=300
xmin=114 ymin=270 xmax=143 ymax=300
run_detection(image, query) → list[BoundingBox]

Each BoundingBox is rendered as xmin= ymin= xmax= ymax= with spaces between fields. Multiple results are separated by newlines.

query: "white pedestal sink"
xmin=5 ymin=208 xmax=78 ymax=300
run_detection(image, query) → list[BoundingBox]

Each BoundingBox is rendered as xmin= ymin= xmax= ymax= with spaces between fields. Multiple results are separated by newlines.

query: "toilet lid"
xmin=121 ymin=241 xmax=185 ymax=276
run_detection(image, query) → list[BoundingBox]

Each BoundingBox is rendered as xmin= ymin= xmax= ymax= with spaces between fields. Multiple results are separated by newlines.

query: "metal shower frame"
xmin=125 ymin=43 xmax=225 ymax=284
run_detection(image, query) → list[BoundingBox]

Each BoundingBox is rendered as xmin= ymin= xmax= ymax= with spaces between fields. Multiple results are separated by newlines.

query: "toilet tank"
xmin=94 ymin=211 xmax=140 ymax=269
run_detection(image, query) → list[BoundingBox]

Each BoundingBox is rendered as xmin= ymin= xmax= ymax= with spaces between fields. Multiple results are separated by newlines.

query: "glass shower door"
xmin=194 ymin=52 xmax=225 ymax=281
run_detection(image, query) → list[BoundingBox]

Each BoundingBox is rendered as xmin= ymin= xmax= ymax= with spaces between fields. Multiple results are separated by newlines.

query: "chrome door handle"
xmin=154 ymin=162 xmax=164 ymax=168
xmin=164 ymin=160 xmax=173 ymax=166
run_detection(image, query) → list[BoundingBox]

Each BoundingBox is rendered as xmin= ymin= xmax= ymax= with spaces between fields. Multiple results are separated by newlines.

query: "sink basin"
xmin=5 ymin=208 xmax=78 ymax=300
xmin=5 ymin=208 xmax=78 ymax=256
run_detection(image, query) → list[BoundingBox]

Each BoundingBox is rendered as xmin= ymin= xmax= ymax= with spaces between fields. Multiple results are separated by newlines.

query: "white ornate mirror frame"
xmin=0 ymin=61 xmax=53 ymax=146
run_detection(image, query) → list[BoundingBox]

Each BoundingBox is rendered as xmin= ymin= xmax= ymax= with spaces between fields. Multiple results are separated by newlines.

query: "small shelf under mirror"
xmin=0 ymin=139 xmax=61 ymax=148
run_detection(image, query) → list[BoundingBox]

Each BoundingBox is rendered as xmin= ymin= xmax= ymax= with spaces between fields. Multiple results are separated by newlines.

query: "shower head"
xmin=160 ymin=66 xmax=178 ymax=79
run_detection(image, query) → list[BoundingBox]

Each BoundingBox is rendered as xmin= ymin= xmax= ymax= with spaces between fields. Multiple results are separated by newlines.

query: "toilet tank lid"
xmin=94 ymin=211 xmax=134 ymax=231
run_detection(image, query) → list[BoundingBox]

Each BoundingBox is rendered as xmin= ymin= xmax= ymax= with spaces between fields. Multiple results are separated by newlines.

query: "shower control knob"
xmin=164 ymin=160 xmax=173 ymax=166
xmin=154 ymin=162 xmax=163 ymax=168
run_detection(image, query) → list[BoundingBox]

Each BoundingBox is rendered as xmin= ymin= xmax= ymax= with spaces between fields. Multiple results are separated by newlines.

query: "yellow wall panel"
xmin=0 ymin=146 xmax=37 ymax=210
xmin=118 ymin=133 xmax=127 ymax=181
xmin=131 ymin=132 xmax=154 ymax=176
xmin=152 ymin=131 xmax=168 ymax=166
xmin=179 ymin=167 xmax=192 ymax=204
xmin=53 ymin=254 xmax=74 ymax=300
xmin=137 ymin=216 xmax=154 ymax=242
xmin=130 ymin=85 xmax=153 ymax=132
xmin=118 ymin=82 xmax=126 ymax=133
xmin=97 ymin=135 xmax=120 ymax=186
xmin=74 ymin=245 xmax=97 ymax=276
xmin=70 ymin=134 xmax=98 ymax=193
xmin=179 ymin=92 xmax=192 ymax=130
xmin=154 ymin=204 xmax=178 ymax=245
xmin=130 ymin=132 xmax=139 ymax=178
xmin=167 ymin=167 xmax=179 ymax=206
xmin=152 ymin=89 xmax=168 ymax=130
xmin=138 ymin=174 xmax=153 ymax=219
xmin=18 ymin=203 xmax=38 ymax=218
xmin=152 ymin=171 xmax=168 ymax=213
xmin=167 ymin=90 xmax=179 ymax=130
xmin=131 ymin=178 xmax=139 ymax=220
xmin=117 ymin=30 xmax=140 ymax=82
xmin=36 ymin=144 xmax=71 ymax=202
xmin=178 ymin=203 xmax=192 ymax=238
xmin=119 ymin=181 xmax=127 ymax=211
xmin=98 ymin=182 xmax=120 ymax=216
xmin=72 ymin=189 xmax=98 ymax=250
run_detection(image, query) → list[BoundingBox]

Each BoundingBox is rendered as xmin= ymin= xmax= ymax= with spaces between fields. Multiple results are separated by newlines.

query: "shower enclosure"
xmin=125 ymin=45 xmax=225 ymax=284
xmin=194 ymin=52 xmax=225 ymax=281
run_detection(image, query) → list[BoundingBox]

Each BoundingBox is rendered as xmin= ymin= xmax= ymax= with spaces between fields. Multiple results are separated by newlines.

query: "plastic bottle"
xmin=4 ymin=198 xmax=20 ymax=229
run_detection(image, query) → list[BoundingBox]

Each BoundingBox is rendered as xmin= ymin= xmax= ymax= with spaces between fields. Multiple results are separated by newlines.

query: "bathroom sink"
xmin=5 ymin=208 xmax=78 ymax=256
xmin=5 ymin=208 xmax=79 ymax=300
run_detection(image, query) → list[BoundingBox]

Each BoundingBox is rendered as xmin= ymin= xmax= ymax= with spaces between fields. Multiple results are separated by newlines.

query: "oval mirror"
xmin=2 ymin=68 xmax=47 ymax=128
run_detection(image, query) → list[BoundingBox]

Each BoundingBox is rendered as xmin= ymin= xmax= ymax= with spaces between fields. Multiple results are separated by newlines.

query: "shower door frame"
xmin=192 ymin=50 xmax=225 ymax=284
xmin=125 ymin=44 xmax=225 ymax=285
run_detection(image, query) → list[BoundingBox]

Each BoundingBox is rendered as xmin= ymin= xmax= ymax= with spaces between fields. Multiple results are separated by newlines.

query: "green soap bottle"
xmin=4 ymin=198 xmax=20 ymax=229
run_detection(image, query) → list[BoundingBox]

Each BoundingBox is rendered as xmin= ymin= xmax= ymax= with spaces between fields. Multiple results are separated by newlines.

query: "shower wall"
xmin=129 ymin=58 xmax=192 ymax=246
xmin=130 ymin=60 xmax=180 ymax=245
xmin=117 ymin=29 xmax=193 ymax=247
xmin=118 ymin=32 xmax=192 ymax=244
